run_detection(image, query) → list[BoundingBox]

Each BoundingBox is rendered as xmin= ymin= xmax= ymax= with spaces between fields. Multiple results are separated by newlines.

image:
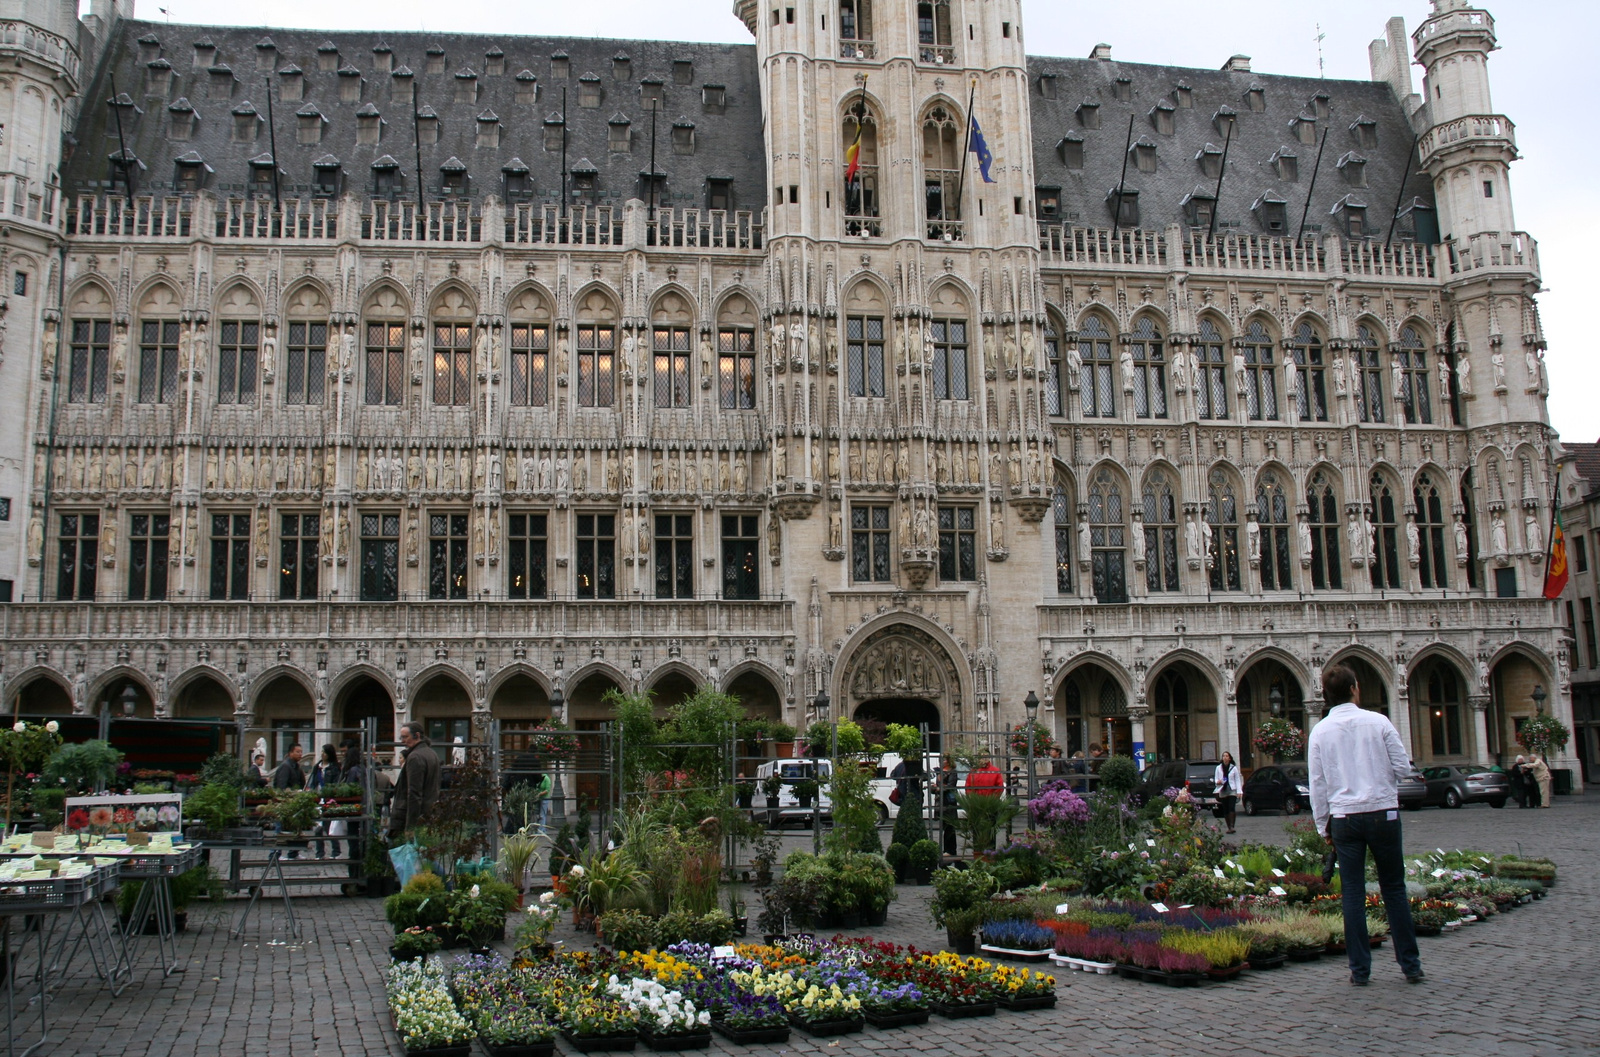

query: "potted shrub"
xmin=185 ymin=782 xmax=242 ymax=839
xmin=42 ymin=740 xmax=124 ymax=794
xmin=885 ymin=842 xmax=910 ymax=884
xmin=448 ymin=883 xmax=508 ymax=952
xmin=595 ymin=908 xmax=658 ymax=953
xmin=261 ymin=789 xmax=320 ymax=838
xmin=768 ymin=723 xmax=797 ymax=759
xmin=792 ymin=778 xmax=818 ymax=809
xmin=908 ymin=840 xmax=940 ymax=884
xmin=929 ymin=864 xmax=996 ymax=951
xmin=734 ymin=779 xmax=756 ymax=810
xmin=760 ymin=773 xmax=783 ymax=813
xmin=391 ymin=926 xmax=443 ymax=962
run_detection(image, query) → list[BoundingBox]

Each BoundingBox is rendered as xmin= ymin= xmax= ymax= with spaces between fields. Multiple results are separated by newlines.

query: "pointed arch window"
xmin=1397 ymin=325 xmax=1431 ymax=424
xmin=843 ymin=110 xmax=880 ymax=235
xmin=1052 ymin=480 xmax=1074 ymax=594
xmin=1078 ymin=316 xmax=1115 ymax=418
xmin=68 ymin=317 xmax=112 ymax=404
xmin=1088 ymin=468 xmax=1127 ymax=603
xmin=1129 ymin=317 xmax=1166 ymax=418
xmin=1289 ymin=322 xmax=1328 ymax=422
xmin=1307 ymin=469 xmax=1343 ymax=589
xmin=1152 ymin=671 xmax=1190 ymax=762
xmin=1256 ymin=470 xmax=1293 ymax=590
xmin=1241 ymin=321 xmax=1277 ymax=420
xmin=1194 ymin=320 xmax=1228 ymax=420
xmin=840 ymin=0 xmax=874 ymax=58
xmin=432 ymin=321 xmax=473 ymax=406
xmin=923 ymin=105 xmax=961 ymax=240
xmin=1369 ymin=472 xmax=1402 ymax=589
xmin=916 ymin=0 xmax=953 ymax=64
xmin=928 ymin=318 xmax=968 ymax=399
xmin=1142 ymin=470 xmax=1180 ymax=592
xmin=1206 ymin=468 xmax=1242 ymax=591
xmin=364 ymin=319 xmax=406 ymax=405
xmin=1353 ymin=324 xmax=1384 ymax=423
xmin=1426 ymin=665 xmax=1463 ymax=757
xmin=1044 ymin=318 xmax=1063 ymax=415
xmin=652 ymin=325 xmax=692 ymax=408
xmin=1415 ymin=470 xmax=1449 ymax=589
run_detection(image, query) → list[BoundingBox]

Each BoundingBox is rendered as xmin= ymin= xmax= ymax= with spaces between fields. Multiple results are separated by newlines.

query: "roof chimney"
xmin=1221 ymin=55 xmax=1252 ymax=72
xmin=1088 ymin=43 xmax=1112 ymax=61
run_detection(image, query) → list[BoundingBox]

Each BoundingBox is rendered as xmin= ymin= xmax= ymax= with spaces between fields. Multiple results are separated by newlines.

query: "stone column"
xmin=1469 ymin=694 xmax=1492 ymax=767
xmin=1219 ymin=692 xmax=1240 ymax=768
xmin=1393 ymin=687 xmax=1415 ymax=762
xmin=1127 ymin=706 xmax=1149 ymax=771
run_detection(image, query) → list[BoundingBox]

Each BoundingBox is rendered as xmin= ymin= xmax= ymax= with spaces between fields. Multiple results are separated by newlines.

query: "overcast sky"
xmin=120 ymin=0 xmax=1597 ymax=442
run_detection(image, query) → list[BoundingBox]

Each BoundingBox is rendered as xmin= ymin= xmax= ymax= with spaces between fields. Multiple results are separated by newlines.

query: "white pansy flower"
xmin=11 ymin=722 xmax=24 ymax=733
xmin=44 ymin=721 xmax=58 ymax=734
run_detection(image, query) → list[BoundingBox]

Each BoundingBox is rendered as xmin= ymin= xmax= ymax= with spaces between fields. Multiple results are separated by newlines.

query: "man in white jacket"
xmin=1307 ymin=663 xmax=1424 ymax=987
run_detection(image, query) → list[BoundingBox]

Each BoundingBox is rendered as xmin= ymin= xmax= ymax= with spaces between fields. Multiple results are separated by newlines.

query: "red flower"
xmin=67 ymin=809 xmax=90 ymax=831
xmin=113 ymin=808 xmax=138 ymax=825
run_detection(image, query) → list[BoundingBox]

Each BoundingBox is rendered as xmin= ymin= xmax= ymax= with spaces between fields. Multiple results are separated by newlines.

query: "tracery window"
xmin=923 ymin=106 xmax=961 ymax=240
xmin=1052 ymin=481 xmax=1074 ymax=594
xmin=1206 ymin=469 xmax=1242 ymax=592
xmin=1240 ymin=320 xmax=1277 ymax=420
xmin=1078 ymin=316 xmax=1114 ymax=418
xmin=1369 ymin=472 xmax=1402 ymax=589
xmin=1306 ymin=469 xmax=1343 ymax=590
xmin=1142 ymin=470 xmax=1180 ymax=592
xmin=1194 ymin=320 xmax=1228 ymax=420
xmin=1088 ymin=468 xmax=1127 ymax=603
xmin=1256 ymin=471 xmax=1293 ymax=590
xmin=1044 ymin=318 xmax=1063 ymax=415
xmin=928 ymin=319 xmax=968 ymax=400
xmin=1414 ymin=470 xmax=1450 ymax=589
xmin=1397 ymin=325 xmax=1431 ymax=425
xmin=1353 ymin=324 xmax=1384 ymax=423
xmin=1289 ymin=322 xmax=1328 ymax=422
xmin=1129 ymin=317 xmax=1166 ymax=419
xmin=842 ymin=110 xmax=880 ymax=236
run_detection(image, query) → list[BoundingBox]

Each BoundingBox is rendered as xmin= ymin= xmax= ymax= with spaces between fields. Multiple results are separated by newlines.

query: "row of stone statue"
xmin=765 ymin=317 xmax=1042 ymax=376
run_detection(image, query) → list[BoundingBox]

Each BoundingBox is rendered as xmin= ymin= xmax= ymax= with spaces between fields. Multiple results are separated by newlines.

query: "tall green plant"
xmin=954 ymin=793 xmax=1019 ymax=853
xmin=890 ymin=779 xmax=929 ymax=848
xmin=42 ymin=740 xmax=124 ymax=793
xmin=827 ymin=756 xmax=880 ymax=855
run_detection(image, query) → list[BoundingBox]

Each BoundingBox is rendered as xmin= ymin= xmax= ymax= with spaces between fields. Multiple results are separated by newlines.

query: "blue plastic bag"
xmin=389 ymin=842 xmax=422 ymax=888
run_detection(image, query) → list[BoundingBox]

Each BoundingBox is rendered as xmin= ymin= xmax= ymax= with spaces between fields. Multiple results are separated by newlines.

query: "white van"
xmin=752 ymin=752 xmax=942 ymax=824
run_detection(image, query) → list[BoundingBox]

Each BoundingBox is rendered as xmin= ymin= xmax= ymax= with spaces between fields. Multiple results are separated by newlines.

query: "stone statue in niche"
xmin=1391 ymin=355 xmax=1404 ymax=399
xmin=311 ymin=449 xmax=324 ymax=490
xmin=1525 ymin=512 xmax=1543 ymax=556
xmin=406 ymin=515 xmax=419 ymax=565
xmin=1437 ymin=355 xmax=1453 ymax=398
xmin=488 ymin=509 xmax=500 ymax=554
xmin=27 ymin=512 xmax=42 ymax=564
xmin=278 ymin=448 xmax=292 ymax=490
xmin=881 ymin=444 xmax=895 ymax=484
xmin=1185 ymin=514 xmax=1202 ymax=561
xmin=718 ymin=456 xmax=731 ymax=492
xmin=1363 ymin=512 xmax=1376 ymax=564
xmin=474 ymin=450 xmax=487 ymax=490
xmin=491 ymin=328 xmax=503 ymax=372
xmin=967 ymin=447 xmax=980 ymax=485
xmin=1453 ymin=517 xmax=1469 ymax=565
xmin=1246 ymin=516 xmax=1261 ymax=562
xmin=556 ymin=336 xmax=570 ymax=379
xmin=1405 ymin=516 xmax=1420 ymax=563
xmin=290 ymin=450 xmax=306 ymax=491
xmin=989 ymin=508 xmax=1004 ymax=549
xmin=519 ymin=452 xmax=535 ymax=491
xmin=1232 ymin=349 xmax=1248 ymax=396
xmin=830 ymin=510 xmax=843 ymax=549
xmin=828 ymin=443 xmax=840 ymax=482
xmin=990 ymin=446 xmax=1003 ymax=487
xmin=1490 ymin=511 xmax=1508 ymax=557
xmin=1120 ymin=347 xmax=1135 ymax=392
xmin=556 ymin=458 xmax=570 ymax=493
xmin=1202 ymin=518 xmax=1215 ymax=566
xmin=914 ymin=505 xmax=931 ymax=546
xmin=489 ymin=453 xmax=503 ymax=492
xmin=699 ymin=335 xmax=712 ymax=383
xmin=1491 ymin=348 xmax=1506 ymax=389
xmin=637 ymin=513 xmax=649 ymax=558
xmin=124 ymin=450 xmax=140 ymax=491
xmin=606 ymin=453 xmax=620 ymax=492
xmin=808 ymin=322 xmax=821 ymax=370
xmin=101 ymin=517 xmax=117 ymax=565
xmin=733 ymin=455 xmax=749 ymax=493
xmin=1007 ymin=444 xmax=1022 ymax=493
xmin=87 ymin=449 xmax=102 ymax=492
xmin=473 ymin=510 xmax=486 ymax=556
xmin=935 ymin=447 xmax=950 ymax=485
xmin=1284 ymin=356 xmax=1299 ymax=402
xmin=141 ymin=451 xmax=157 ymax=490
xmin=185 ymin=510 xmax=199 ymax=560
xmin=222 ymin=449 xmax=237 ymax=491
xmin=1066 ymin=344 xmax=1083 ymax=390
xmin=1079 ymin=520 xmax=1092 ymax=563
xmin=323 ymin=449 xmax=337 ymax=490
xmin=769 ymin=322 xmax=786 ymax=358
xmin=621 ymin=331 xmax=637 ymax=374
xmin=848 ymin=442 xmax=862 ymax=481
xmin=651 ymin=457 xmax=665 ymax=491
xmin=667 ymin=456 xmax=681 ymax=492
xmin=1002 ymin=333 xmax=1018 ymax=372
xmin=1022 ymin=331 xmax=1037 ymax=371
xmin=1331 ymin=354 xmax=1348 ymax=394
xmin=105 ymin=448 xmax=121 ymax=492
xmin=621 ymin=457 xmax=634 ymax=491
xmin=408 ymin=452 xmax=423 ymax=491
xmin=1131 ymin=517 xmax=1147 ymax=562
xmin=261 ymin=332 xmax=276 ymax=384
xmin=242 ymin=448 xmax=258 ymax=491
xmin=203 ymin=449 xmax=217 ymax=490
xmin=899 ymin=504 xmax=913 ymax=549
xmin=773 ymin=437 xmax=787 ymax=479
xmin=826 ymin=328 xmax=838 ymax=370
xmin=341 ymin=330 xmax=356 ymax=372
xmin=371 ymin=450 xmax=388 ymax=492
xmin=538 ymin=453 xmax=553 ymax=491
xmin=1027 ymin=448 xmax=1042 ymax=486
xmin=440 ymin=450 xmax=457 ymax=491
xmin=700 ymin=455 xmax=714 ymax=492
xmin=789 ymin=321 xmax=805 ymax=361
xmin=355 ymin=450 xmax=370 ymax=492
xmin=254 ymin=510 xmax=269 ymax=557
xmin=1298 ymin=517 xmax=1313 ymax=566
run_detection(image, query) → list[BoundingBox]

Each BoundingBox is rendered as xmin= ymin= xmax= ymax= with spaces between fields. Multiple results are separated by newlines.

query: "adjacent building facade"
xmin=0 ymin=0 xmax=1576 ymax=782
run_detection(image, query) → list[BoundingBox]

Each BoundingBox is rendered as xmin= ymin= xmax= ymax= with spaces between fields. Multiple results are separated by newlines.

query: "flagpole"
xmin=1541 ymin=477 xmax=1564 ymax=599
xmin=954 ymin=78 xmax=976 ymax=229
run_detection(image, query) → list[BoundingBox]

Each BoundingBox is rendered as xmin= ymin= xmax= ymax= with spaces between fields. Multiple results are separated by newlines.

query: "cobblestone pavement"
xmin=21 ymin=796 xmax=1598 ymax=1057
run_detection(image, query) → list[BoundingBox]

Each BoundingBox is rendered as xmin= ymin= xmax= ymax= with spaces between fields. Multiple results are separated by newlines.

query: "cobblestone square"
xmin=19 ymin=796 xmax=1594 ymax=1057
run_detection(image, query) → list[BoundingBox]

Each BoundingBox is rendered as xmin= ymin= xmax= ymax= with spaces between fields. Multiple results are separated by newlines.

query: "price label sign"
xmin=1269 ymin=885 xmax=1287 ymax=897
xmin=1055 ymin=903 xmax=1071 ymax=915
xmin=1213 ymin=868 xmax=1225 ymax=879
xmin=1146 ymin=839 xmax=1157 ymax=847
xmin=1225 ymin=859 xmax=1238 ymax=870
xmin=712 ymin=946 xmax=736 ymax=960
xmin=1431 ymin=868 xmax=1447 ymax=878
xmin=1151 ymin=902 xmax=1170 ymax=913
xmin=1271 ymin=868 xmax=1286 ymax=878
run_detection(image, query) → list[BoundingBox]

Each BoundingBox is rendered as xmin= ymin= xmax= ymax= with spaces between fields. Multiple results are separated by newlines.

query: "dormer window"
xmin=1182 ymin=189 xmax=1215 ymax=229
xmin=1337 ymin=151 xmax=1367 ymax=187
xmin=1036 ymin=185 xmax=1061 ymax=217
xmin=1350 ymin=116 xmax=1378 ymax=149
xmin=372 ymin=43 xmax=393 ymax=73
xmin=702 ymin=83 xmax=726 ymax=113
xmin=415 ymin=106 xmax=438 ymax=145
xmin=356 ymin=102 xmax=383 ymax=146
xmin=502 ymin=158 xmax=531 ymax=198
xmin=612 ymin=53 xmax=631 ymax=81
xmin=1252 ymin=191 xmax=1288 ymax=232
xmin=278 ymin=64 xmax=304 ymax=102
xmin=110 ymin=149 xmax=144 ymax=195
xmin=1149 ymin=101 xmax=1175 ymax=134
xmin=577 ymin=74 xmax=602 ymax=108
xmin=707 ymin=177 xmax=733 ymax=211
xmin=440 ymin=157 xmax=468 ymax=194
xmin=551 ymin=52 xmax=569 ymax=79
xmin=316 ymin=40 xmax=340 ymax=72
xmin=1039 ymin=73 xmax=1057 ymax=99
xmin=338 ymin=64 xmax=363 ymax=104
xmin=372 ymin=157 xmax=401 ymax=196
xmin=138 ymin=34 xmax=161 ymax=63
xmin=147 ymin=58 xmax=173 ymax=96
xmin=1331 ymin=195 xmax=1367 ymax=239
xmin=296 ymin=102 xmax=325 ymax=144
xmin=255 ymin=37 xmax=277 ymax=72
xmin=1271 ymin=149 xmax=1298 ymax=182
xmin=570 ymin=160 xmax=598 ymax=199
xmin=1196 ymin=143 xmax=1224 ymax=179
xmin=608 ymin=113 xmax=631 ymax=153
xmin=1106 ymin=187 xmax=1139 ymax=227
xmin=515 ymin=71 xmax=539 ymax=105
xmin=1056 ymin=132 xmax=1084 ymax=169
xmin=1172 ymin=82 xmax=1193 ymax=108
xmin=391 ymin=66 xmax=414 ymax=103
xmin=1396 ymin=198 xmax=1438 ymax=244
xmin=1212 ymin=106 xmax=1236 ymax=138
xmin=638 ymin=170 xmax=666 ymax=204
xmin=1308 ymin=92 xmax=1330 ymax=120
xmin=673 ymin=59 xmax=693 ymax=85
xmin=544 ymin=113 xmax=565 ymax=152
xmin=192 ymin=39 xmax=216 ymax=69
xmin=672 ymin=117 xmax=696 ymax=155
xmin=454 ymin=68 xmax=478 ymax=104
xmin=312 ymin=156 xmax=341 ymax=196
xmin=485 ymin=47 xmax=504 ymax=76
xmin=173 ymin=152 xmax=207 ymax=194
xmin=1112 ymin=77 xmax=1132 ymax=102
xmin=248 ymin=154 xmax=278 ymax=198
xmin=1291 ymin=115 xmax=1317 ymax=146
xmin=425 ymin=45 xmax=446 ymax=74
xmin=231 ymin=102 xmax=259 ymax=142
xmin=1130 ymin=136 xmax=1156 ymax=174
xmin=208 ymin=63 xmax=235 ymax=100
xmin=1244 ymin=84 xmax=1266 ymax=113
xmin=168 ymin=97 xmax=196 ymax=140
xmin=1077 ymin=100 xmax=1101 ymax=130
xmin=476 ymin=110 xmax=500 ymax=148
xmin=640 ymin=79 xmax=664 ymax=111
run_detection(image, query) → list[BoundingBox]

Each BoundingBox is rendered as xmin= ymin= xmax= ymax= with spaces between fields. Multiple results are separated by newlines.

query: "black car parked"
xmin=1242 ymin=763 xmax=1310 ymax=816
xmin=1130 ymin=760 xmax=1222 ymax=808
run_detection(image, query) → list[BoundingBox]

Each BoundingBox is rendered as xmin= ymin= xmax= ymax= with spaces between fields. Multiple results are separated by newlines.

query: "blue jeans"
xmin=1332 ymin=810 xmax=1422 ymax=980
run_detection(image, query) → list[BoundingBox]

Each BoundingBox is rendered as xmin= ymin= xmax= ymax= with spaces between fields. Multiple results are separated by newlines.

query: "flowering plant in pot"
xmin=392 ymin=926 xmax=443 ymax=961
xmin=1252 ymin=717 xmax=1306 ymax=760
xmin=448 ymin=884 xmax=507 ymax=950
xmin=1515 ymin=713 xmax=1570 ymax=757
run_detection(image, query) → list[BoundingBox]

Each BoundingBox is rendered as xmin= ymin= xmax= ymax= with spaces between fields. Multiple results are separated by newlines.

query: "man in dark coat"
xmin=388 ymin=722 xmax=442 ymax=839
xmin=271 ymin=744 xmax=305 ymax=789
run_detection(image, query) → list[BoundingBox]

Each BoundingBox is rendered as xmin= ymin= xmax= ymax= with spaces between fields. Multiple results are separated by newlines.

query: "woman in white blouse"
xmin=1214 ymin=752 xmax=1244 ymax=833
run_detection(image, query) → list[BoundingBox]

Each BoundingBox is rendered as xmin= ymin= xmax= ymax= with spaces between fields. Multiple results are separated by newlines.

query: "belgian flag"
xmin=1543 ymin=504 xmax=1569 ymax=600
xmin=844 ymin=123 xmax=863 ymax=185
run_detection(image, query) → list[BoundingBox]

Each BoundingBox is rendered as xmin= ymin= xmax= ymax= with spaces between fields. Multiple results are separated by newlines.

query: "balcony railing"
xmin=1183 ymin=231 xmax=1324 ymax=274
xmin=1342 ymin=237 xmax=1436 ymax=280
xmin=1418 ymin=113 xmax=1516 ymax=166
xmin=0 ymin=171 xmax=58 ymax=229
xmin=840 ymin=40 xmax=876 ymax=60
xmin=1038 ymin=224 xmax=1167 ymax=268
xmin=917 ymin=44 xmax=955 ymax=65
xmin=1446 ymin=230 xmax=1539 ymax=280
xmin=0 ymin=20 xmax=78 ymax=82
xmin=506 ymin=203 xmax=624 ymax=245
xmin=67 ymin=194 xmax=192 ymax=238
xmin=361 ymin=199 xmax=482 ymax=242
xmin=216 ymin=196 xmax=338 ymax=240
xmin=646 ymin=207 xmax=764 ymax=250
xmin=925 ymin=218 xmax=964 ymax=242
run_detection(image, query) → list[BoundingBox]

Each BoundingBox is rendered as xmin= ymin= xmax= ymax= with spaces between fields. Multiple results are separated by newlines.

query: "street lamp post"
xmin=548 ymin=686 xmax=568 ymax=830
xmin=1023 ymin=690 xmax=1040 ymax=800
xmin=812 ymin=687 xmax=828 ymax=856
xmin=1532 ymin=684 xmax=1547 ymax=715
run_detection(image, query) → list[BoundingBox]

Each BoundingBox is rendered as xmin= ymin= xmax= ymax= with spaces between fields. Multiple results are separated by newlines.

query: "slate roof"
xmin=1025 ymin=55 xmax=1435 ymax=235
xmin=65 ymin=21 xmax=767 ymax=212
xmin=1566 ymin=441 xmax=1600 ymax=500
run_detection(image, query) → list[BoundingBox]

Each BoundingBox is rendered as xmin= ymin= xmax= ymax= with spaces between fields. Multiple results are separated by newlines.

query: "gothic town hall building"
xmin=0 ymin=0 xmax=1575 ymax=781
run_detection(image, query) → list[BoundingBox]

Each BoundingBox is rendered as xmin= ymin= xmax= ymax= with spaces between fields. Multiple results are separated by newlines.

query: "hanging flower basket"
xmin=1252 ymin=717 xmax=1306 ymax=759
xmin=523 ymin=724 xmax=578 ymax=764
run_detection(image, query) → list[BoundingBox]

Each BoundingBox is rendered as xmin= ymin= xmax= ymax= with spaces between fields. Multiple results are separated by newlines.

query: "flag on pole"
xmin=1543 ymin=504 xmax=1570 ymax=600
xmin=844 ymin=121 xmax=863 ymax=184
xmin=969 ymin=115 xmax=996 ymax=183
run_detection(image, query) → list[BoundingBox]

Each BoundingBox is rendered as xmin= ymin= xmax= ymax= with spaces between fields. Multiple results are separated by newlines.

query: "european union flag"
xmin=969 ymin=116 xmax=996 ymax=183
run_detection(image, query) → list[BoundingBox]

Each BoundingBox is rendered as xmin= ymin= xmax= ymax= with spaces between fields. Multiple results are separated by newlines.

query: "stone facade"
xmin=0 ymin=0 xmax=1575 ymax=781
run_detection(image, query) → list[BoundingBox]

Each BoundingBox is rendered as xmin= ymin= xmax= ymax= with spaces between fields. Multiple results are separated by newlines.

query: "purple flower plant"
xmin=1029 ymin=786 xmax=1091 ymax=828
